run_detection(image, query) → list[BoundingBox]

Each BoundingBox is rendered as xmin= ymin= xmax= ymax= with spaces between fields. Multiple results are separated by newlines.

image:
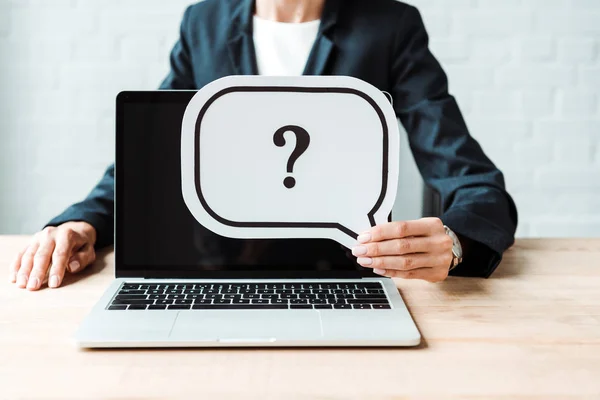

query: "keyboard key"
xmin=167 ymin=294 xmax=185 ymax=300
xmin=347 ymin=298 xmax=389 ymax=304
xmin=314 ymin=305 xmax=333 ymax=309
xmin=108 ymin=305 xmax=127 ymax=310
xmin=115 ymin=294 xmax=147 ymax=300
xmin=168 ymin=305 xmax=191 ymax=310
xmin=231 ymin=299 xmax=251 ymax=304
xmin=290 ymin=299 xmax=308 ymax=304
xmin=174 ymin=299 xmax=192 ymax=305
xmin=148 ymin=305 xmax=167 ymax=310
xmin=119 ymin=289 xmax=146 ymax=295
xmin=251 ymin=299 xmax=270 ymax=304
xmin=362 ymin=283 xmax=383 ymax=288
xmin=192 ymin=304 xmax=288 ymax=310
xmin=333 ymin=304 xmax=352 ymax=309
xmin=128 ymin=304 xmax=148 ymax=310
xmin=372 ymin=304 xmax=391 ymax=309
xmin=290 ymin=305 xmax=313 ymax=309
xmin=352 ymin=304 xmax=372 ymax=309
xmin=113 ymin=299 xmax=153 ymax=305
xmin=355 ymin=294 xmax=387 ymax=299
xmin=156 ymin=300 xmax=173 ymax=305
xmin=214 ymin=299 xmax=232 ymax=304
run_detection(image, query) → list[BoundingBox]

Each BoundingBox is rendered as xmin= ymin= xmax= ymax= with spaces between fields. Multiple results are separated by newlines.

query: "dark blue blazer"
xmin=48 ymin=0 xmax=518 ymax=277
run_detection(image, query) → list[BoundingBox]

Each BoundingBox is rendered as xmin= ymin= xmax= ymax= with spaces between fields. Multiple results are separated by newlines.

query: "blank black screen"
xmin=116 ymin=92 xmax=369 ymax=278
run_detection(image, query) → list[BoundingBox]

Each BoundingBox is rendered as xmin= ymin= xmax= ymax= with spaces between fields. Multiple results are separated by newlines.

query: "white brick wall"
xmin=0 ymin=0 xmax=599 ymax=238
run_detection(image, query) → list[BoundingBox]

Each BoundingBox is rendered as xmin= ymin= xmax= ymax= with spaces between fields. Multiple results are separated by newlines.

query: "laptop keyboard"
xmin=107 ymin=282 xmax=391 ymax=310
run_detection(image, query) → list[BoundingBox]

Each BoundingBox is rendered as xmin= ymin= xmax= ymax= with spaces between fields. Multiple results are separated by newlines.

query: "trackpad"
xmin=170 ymin=311 xmax=323 ymax=341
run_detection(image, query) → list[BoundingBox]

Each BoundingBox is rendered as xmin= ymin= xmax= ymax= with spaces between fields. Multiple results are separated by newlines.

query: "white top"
xmin=252 ymin=16 xmax=320 ymax=76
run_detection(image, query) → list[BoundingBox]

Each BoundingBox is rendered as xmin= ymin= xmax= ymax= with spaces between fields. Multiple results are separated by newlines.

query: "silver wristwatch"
xmin=443 ymin=225 xmax=463 ymax=271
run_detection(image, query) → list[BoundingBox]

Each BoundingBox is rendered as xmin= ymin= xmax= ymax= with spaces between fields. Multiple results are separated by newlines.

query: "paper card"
xmin=181 ymin=75 xmax=400 ymax=249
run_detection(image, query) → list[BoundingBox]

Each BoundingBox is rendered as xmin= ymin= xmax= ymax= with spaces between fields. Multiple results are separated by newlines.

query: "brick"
xmin=468 ymin=119 xmax=533 ymax=140
xmin=471 ymin=90 xmax=520 ymax=116
xmin=469 ymin=38 xmax=511 ymax=64
xmin=476 ymin=0 xmax=523 ymax=8
xmin=120 ymin=35 xmax=168 ymax=64
xmin=557 ymin=38 xmax=598 ymax=63
xmin=496 ymin=66 xmax=576 ymax=88
xmin=522 ymin=0 xmax=570 ymax=7
xmin=558 ymin=90 xmax=597 ymax=116
xmin=535 ymin=166 xmax=600 ymax=190
xmin=579 ymin=66 xmax=600 ymax=90
xmin=510 ymin=191 xmax=561 ymax=218
xmin=454 ymin=11 xmax=532 ymax=35
xmin=501 ymin=168 xmax=536 ymax=192
xmin=72 ymin=37 xmax=120 ymax=62
xmin=7 ymin=9 xmax=97 ymax=37
xmin=553 ymin=139 xmax=595 ymax=164
xmin=0 ymin=37 xmax=73 ymax=62
xmin=513 ymin=140 xmax=554 ymax=165
xmin=445 ymin=65 xmax=494 ymax=88
xmin=534 ymin=120 xmax=600 ymax=138
xmin=0 ymin=65 xmax=60 ymax=91
xmin=535 ymin=12 xmax=600 ymax=34
xmin=429 ymin=39 xmax=469 ymax=63
xmin=519 ymin=90 xmax=556 ymax=117
xmin=530 ymin=218 xmax=600 ymax=238
xmin=518 ymin=37 xmax=556 ymax=62
xmin=419 ymin=12 xmax=451 ymax=37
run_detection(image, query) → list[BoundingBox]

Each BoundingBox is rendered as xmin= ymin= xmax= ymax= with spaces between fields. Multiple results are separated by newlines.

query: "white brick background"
xmin=0 ymin=0 xmax=599 ymax=238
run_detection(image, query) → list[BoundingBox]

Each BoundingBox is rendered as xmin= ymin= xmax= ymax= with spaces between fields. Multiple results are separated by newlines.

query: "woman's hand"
xmin=352 ymin=217 xmax=454 ymax=282
xmin=8 ymin=222 xmax=97 ymax=290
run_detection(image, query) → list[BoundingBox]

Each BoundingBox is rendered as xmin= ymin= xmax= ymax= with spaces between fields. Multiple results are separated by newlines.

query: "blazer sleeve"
xmin=390 ymin=6 xmax=518 ymax=277
xmin=46 ymin=7 xmax=197 ymax=249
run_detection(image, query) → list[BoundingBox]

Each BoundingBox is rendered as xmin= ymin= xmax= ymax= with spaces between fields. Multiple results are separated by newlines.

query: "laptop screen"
xmin=116 ymin=91 xmax=374 ymax=279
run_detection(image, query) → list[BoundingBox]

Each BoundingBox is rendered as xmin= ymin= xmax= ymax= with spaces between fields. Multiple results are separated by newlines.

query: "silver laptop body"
xmin=74 ymin=91 xmax=421 ymax=348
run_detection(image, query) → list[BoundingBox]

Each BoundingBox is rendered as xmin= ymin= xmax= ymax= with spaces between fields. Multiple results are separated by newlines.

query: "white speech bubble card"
xmin=181 ymin=75 xmax=400 ymax=249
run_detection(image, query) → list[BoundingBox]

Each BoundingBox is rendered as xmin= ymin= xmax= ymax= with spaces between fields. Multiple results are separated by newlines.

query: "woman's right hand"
xmin=9 ymin=221 xmax=97 ymax=290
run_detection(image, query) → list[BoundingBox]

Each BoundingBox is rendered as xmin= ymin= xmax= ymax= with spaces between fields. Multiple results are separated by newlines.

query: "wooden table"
xmin=1 ymin=237 xmax=599 ymax=399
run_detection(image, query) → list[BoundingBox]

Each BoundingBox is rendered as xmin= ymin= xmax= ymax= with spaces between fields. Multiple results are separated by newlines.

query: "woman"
xmin=9 ymin=0 xmax=517 ymax=290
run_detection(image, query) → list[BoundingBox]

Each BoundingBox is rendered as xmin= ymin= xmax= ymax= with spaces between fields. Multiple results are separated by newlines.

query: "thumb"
xmin=67 ymin=244 xmax=96 ymax=273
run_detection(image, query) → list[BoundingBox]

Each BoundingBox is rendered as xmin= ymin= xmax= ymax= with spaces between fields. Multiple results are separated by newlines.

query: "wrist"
xmin=443 ymin=225 xmax=464 ymax=270
xmin=63 ymin=221 xmax=97 ymax=246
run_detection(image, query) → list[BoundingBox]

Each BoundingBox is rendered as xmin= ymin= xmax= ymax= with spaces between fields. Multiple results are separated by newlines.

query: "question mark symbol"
xmin=273 ymin=125 xmax=311 ymax=189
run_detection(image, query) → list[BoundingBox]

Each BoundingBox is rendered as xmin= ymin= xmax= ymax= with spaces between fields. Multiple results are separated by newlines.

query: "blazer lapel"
xmin=302 ymin=0 xmax=341 ymax=76
xmin=227 ymin=0 xmax=258 ymax=75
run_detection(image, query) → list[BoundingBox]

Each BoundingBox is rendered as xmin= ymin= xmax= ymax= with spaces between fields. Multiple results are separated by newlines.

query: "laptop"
xmin=74 ymin=90 xmax=421 ymax=348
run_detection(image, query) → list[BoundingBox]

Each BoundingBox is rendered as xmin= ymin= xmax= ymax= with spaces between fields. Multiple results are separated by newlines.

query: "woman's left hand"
xmin=352 ymin=217 xmax=454 ymax=282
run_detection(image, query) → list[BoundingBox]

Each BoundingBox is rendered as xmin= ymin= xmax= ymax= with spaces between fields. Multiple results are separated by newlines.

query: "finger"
xmin=16 ymin=242 xmax=39 ymax=288
xmin=48 ymin=230 xmax=78 ymax=288
xmin=27 ymin=234 xmax=56 ymax=290
xmin=68 ymin=244 xmax=96 ymax=273
xmin=359 ymin=218 xmax=444 ymax=243
xmin=9 ymin=248 xmax=26 ymax=283
xmin=357 ymin=252 xmax=451 ymax=271
xmin=353 ymin=236 xmax=441 ymax=257
xmin=372 ymin=267 xmax=448 ymax=283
